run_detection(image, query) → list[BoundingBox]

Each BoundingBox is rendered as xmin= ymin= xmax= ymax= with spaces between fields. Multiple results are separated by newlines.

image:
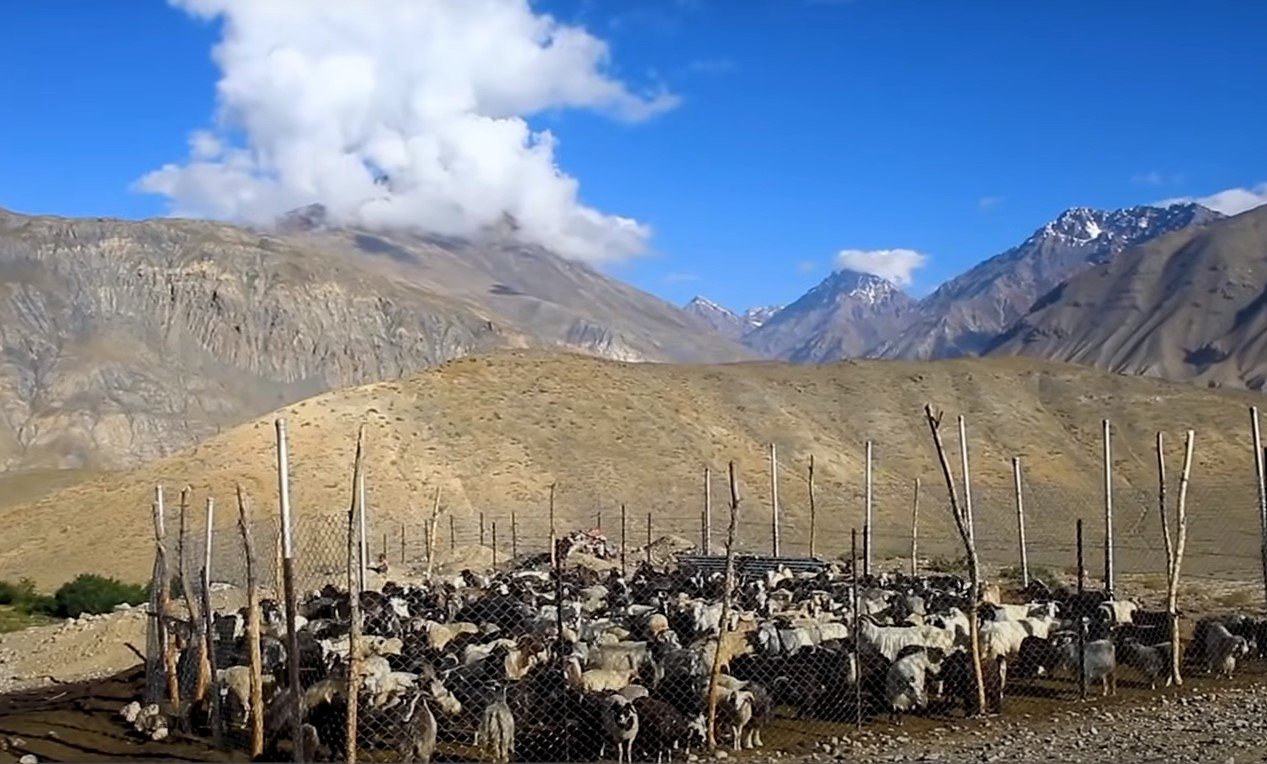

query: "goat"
xmin=399 ymin=690 xmax=437 ymax=763
xmin=858 ymin=615 xmax=954 ymax=662
xmin=1117 ymin=640 xmax=1173 ymax=690
xmin=717 ymin=689 xmax=755 ymax=750
xmin=1062 ymin=638 xmax=1116 ymax=697
xmin=565 ymin=655 xmax=638 ymax=693
xmin=633 ymin=696 xmax=705 ymax=762
xmin=600 ymin=693 xmax=640 ymax=764
xmin=1203 ymin=622 xmax=1250 ymax=678
xmin=1012 ymin=635 xmax=1063 ymax=681
xmin=476 ymin=695 xmax=516 ymax=764
xmin=884 ymin=646 xmax=943 ymax=723
xmin=1100 ymin=600 xmax=1140 ymax=625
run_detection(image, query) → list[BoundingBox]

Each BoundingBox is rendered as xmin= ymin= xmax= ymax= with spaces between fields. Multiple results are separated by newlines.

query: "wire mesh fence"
xmin=138 ymin=425 xmax=1267 ymax=762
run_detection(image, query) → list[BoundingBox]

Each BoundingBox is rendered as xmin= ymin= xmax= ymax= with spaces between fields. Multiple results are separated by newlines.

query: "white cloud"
xmin=835 ymin=248 xmax=927 ymax=286
xmin=1132 ymin=171 xmax=1183 ymax=187
xmin=977 ymin=195 xmax=1004 ymax=211
xmin=137 ymin=0 xmax=679 ymax=264
xmin=1157 ymin=182 xmax=1267 ymax=216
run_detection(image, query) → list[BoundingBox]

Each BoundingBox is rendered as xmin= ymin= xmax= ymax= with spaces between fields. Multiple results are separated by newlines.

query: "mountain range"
xmin=0 ymin=206 xmax=750 ymax=471
xmin=685 ymin=202 xmax=1234 ymax=372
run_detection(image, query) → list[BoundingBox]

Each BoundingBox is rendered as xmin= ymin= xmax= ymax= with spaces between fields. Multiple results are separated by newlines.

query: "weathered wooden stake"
xmin=178 ymin=487 xmax=207 ymax=708
xmin=923 ymin=405 xmax=986 ymax=716
xmin=274 ymin=418 xmax=303 ymax=763
xmin=864 ymin=441 xmax=873 ymax=576
xmin=426 ymin=486 xmax=442 ymax=579
xmin=1158 ymin=430 xmax=1195 ymax=686
xmin=346 ymin=424 xmax=367 ymax=764
xmin=1103 ymin=418 xmax=1115 ymax=595
xmin=400 ymin=521 xmax=406 ymax=565
xmin=1013 ymin=457 xmax=1029 ymax=588
xmin=235 ymin=485 xmax=265 ymax=758
xmin=958 ymin=415 xmax=976 ymax=545
xmin=1251 ymin=407 xmax=1267 ymax=612
xmin=620 ymin=503 xmax=628 ymax=576
xmin=200 ymin=496 xmax=223 ymax=748
xmin=479 ymin=511 xmax=486 ymax=547
xmin=706 ymin=461 xmax=741 ymax=749
xmin=492 ymin=520 xmax=499 ymax=569
xmin=703 ymin=467 xmax=712 ymax=555
xmin=152 ymin=486 xmax=180 ymax=706
xmin=511 ymin=510 xmax=519 ymax=560
xmin=356 ymin=460 xmax=368 ymax=593
xmin=381 ymin=532 xmax=388 ymax=560
xmin=597 ymin=509 xmax=603 ymax=533
xmin=910 ymin=478 xmax=920 ymax=577
xmin=852 ymin=527 xmax=862 ymax=729
xmin=646 ymin=512 xmax=653 ymax=564
xmin=770 ymin=443 xmax=780 ymax=556
xmin=808 ymin=456 xmax=817 ymax=559
xmin=1076 ymin=518 xmax=1087 ymax=701
xmin=449 ymin=514 xmax=456 ymax=552
xmin=549 ymin=482 xmax=557 ymax=568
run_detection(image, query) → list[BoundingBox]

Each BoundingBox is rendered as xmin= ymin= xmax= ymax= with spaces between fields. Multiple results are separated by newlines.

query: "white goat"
xmin=476 ymin=697 xmax=516 ymax=764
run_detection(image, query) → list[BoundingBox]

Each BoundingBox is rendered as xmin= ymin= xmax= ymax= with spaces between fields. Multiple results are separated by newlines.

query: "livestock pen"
xmin=99 ymin=410 xmax=1267 ymax=761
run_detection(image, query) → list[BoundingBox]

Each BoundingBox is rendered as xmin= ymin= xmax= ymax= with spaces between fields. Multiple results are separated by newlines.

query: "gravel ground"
xmin=721 ymin=684 xmax=1267 ymax=764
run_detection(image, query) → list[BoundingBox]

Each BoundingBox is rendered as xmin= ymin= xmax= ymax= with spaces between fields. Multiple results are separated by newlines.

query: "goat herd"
xmin=199 ymin=553 xmax=1267 ymax=762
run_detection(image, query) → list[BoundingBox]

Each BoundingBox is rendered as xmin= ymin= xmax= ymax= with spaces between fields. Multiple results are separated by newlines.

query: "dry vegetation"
xmin=0 ymin=351 xmax=1262 ymax=588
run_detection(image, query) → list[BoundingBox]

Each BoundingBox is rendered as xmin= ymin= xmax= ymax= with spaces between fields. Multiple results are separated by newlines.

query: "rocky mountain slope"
xmin=3 ymin=350 xmax=1259 ymax=586
xmin=874 ymin=203 xmax=1224 ymax=360
xmin=681 ymin=297 xmax=780 ymax=340
xmin=742 ymin=269 xmax=916 ymax=361
xmin=0 ymin=207 xmax=751 ymax=471
xmin=987 ymin=205 xmax=1267 ymax=390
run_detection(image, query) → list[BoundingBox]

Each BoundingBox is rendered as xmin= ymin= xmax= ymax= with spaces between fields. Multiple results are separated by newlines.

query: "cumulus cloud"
xmin=835 ymin=248 xmax=927 ymax=287
xmin=1157 ymin=183 xmax=1267 ymax=216
xmin=138 ymin=0 xmax=679 ymax=264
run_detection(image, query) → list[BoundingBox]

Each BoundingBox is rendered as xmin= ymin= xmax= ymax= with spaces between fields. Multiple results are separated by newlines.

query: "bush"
xmin=52 ymin=574 xmax=148 ymax=618
xmin=999 ymin=565 xmax=1061 ymax=588
xmin=0 ymin=578 xmax=40 ymax=607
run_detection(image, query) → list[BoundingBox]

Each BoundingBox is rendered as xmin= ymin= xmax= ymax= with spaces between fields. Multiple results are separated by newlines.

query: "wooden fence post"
xmin=1158 ymin=430 xmax=1195 ymax=686
xmin=910 ymin=478 xmax=920 ymax=577
xmin=400 ymin=521 xmax=406 ymax=565
xmin=1251 ymin=407 xmax=1267 ymax=612
xmin=549 ymin=483 xmax=557 ymax=568
xmin=426 ymin=487 xmax=442 ymax=579
xmin=923 ymin=405 xmax=985 ymax=716
xmin=703 ymin=467 xmax=712 ymax=556
xmin=152 ymin=486 xmax=179 ymax=707
xmin=621 ymin=503 xmax=628 ymax=576
xmin=864 ymin=441 xmax=873 ymax=576
xmin=346 ymin=424 xmax=367 ymax=764
xmin=706 ymin=461 xmax=741 ymax=749
xmin=235 ymin=486 xmax=265 ymax=758
xmin=645 ymin=512 xmax=652 ymax=564
xmin=479 ymin=512 xmax=486 ymax=547
xmin=511 ymin=510 xmax=519 ymax=560
xmin=274 ymin=418 xmax=303 ymax=763
xmin=449 ymin=515 xmax=456 ymax=552
xmin=808 ymin=456 xmax=817 ymax=559
xmin=852 ymin=527 xmax=862 ymax=729
xmin=1103 ymin=419 xmax=1114 ymax=596
xmin=492 ymin=521 xmax=499 ymax=569
xmin=177 ymin=487 xmax=207 ymax=708
xmin=958 ymin=415 xmax=975 ymax=545
xmin=1013 ymin=457 xmax=1029 ymax=588
xmin=769 ymin=443 xmax=780 ymax=556
xmin=201 ymin=496 xmax=223 ymax=748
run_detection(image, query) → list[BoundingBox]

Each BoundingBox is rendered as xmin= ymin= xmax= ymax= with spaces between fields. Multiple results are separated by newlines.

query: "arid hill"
xmin=1 ymin=351 xmax=1259 ymax=587
xmin=0 ymin=207 xmax=749 ymax=473
xmin=988 ymin=205 xmax=1267 ymax=390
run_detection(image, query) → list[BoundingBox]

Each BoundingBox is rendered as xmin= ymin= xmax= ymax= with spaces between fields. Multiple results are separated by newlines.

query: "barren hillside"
xmin=0 ymin=208 xmax=749 ymax=473
xmin=988 ymin=205 xmax=1267 ymax=390
xmin=1 ymin=351 xmax=1260 ymax=587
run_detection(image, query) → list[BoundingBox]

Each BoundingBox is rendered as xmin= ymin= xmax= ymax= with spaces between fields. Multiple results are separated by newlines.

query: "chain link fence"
xmin=140 ymin=434 xmax=1267 ymax=761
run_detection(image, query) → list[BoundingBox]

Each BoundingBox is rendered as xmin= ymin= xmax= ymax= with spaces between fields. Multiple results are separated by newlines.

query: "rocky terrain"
xmin=0 ymin=207 xmax=749 ymax=473
xmin=0 ymin=350 xmax=1260 ymax=587
xmin=682 ymin=297 xmax=781 ymax=340
xmin=987 ymin=205 xmax=1267 ymax=391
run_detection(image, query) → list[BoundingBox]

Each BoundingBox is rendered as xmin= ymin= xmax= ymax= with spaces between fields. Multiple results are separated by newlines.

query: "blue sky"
xmin=2 ymin=1 xmax=1265 ymax=311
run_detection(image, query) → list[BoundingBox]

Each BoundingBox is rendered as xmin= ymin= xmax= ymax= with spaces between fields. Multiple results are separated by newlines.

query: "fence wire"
xmin=141 ymin=446 xmax=1267 ymax=762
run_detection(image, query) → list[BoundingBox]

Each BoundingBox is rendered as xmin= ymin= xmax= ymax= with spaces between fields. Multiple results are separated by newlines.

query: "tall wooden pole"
xmin=152 ymin=486 xmax=179 ymax=706
xmin=703 ymin=467 xmax=712 ymax=555
xmin=770 ymin=443 xmax=780 ymax=556
xmin=426 ymin=487 xmax=441 ymax=579
xmin=449 ymin=515 xmax=456 ymax=552
xmin=400 ymin=521 xmax=406 ymax=565
xmin=479 ymin=512 xmax=486 ymax=547
xmin=1252 ymin=407 xmax=1267 ymax=612
xmin=851 ymin=528 xmax=862 ymax=729
xmin=549 ymin=483 xmax=557 ymax=568
xmin=177 ymin=486 xmax=207 ymax=707
xmin=958 ymin=415 xmax=975 ymax=545
xmin=807 ymin=456 xmax=818 ymax=559
xmin=511 ymin=510 xmax=519 ymax=560
xmin=235 ymin=486 xmax=264 ymax=758
xmin=1077 ymin=518 xmax=1087 ymax=701
xmin=1103 ymin=418 xmax=1115 ymax=595
xmin=491 ymin=521 xmax=499 ymax=569
xmin=274 ymin=418 xmax=303 ymax=763
xmin=706 ymin=461 xmax=741 ymax=749
xmin=620 ymin=503 xmax=628 ymax=576
xmin=201 ymin=496 xmax=223 ymax=748
xmin=910 ymin=477 xmax=920 ymax=577
xmin=646 ymin=512 xmax=653 ymax=564
xmin=356 ymin=461 xmax=368 ymax=593
xmin=346 ymin=424 xmax=366 ymax=764
xmin=1013 ymin=457 xmax=1029 ymax=588
xmin=864 ymin=441 xmax=873 ymax=576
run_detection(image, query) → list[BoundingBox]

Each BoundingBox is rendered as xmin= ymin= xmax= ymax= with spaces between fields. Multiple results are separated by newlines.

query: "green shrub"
xmin=52 ymin=574 xmax=149 ymax=618
xmin=999 ymin=565 xmax=1061 ymax=587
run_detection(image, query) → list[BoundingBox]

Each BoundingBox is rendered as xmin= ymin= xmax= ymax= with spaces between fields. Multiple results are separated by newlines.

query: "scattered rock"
xmin=19 ymin=755 xmax=38 ymax=764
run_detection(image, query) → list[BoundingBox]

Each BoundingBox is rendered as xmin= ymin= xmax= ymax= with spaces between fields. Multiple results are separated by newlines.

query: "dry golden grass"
xmin=0 ymin=350 xmax=1261 ymax=587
